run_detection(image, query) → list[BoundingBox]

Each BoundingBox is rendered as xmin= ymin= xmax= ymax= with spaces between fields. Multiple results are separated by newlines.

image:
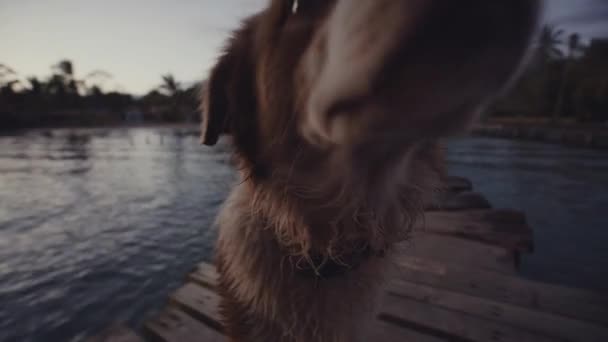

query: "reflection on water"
xmin=446 ymin=137 xmax=608 ymax=292
xmin=0 ymin=127 xmax=235 ymax=342
xmin=0 ymin=129 xmax=607 ymax=341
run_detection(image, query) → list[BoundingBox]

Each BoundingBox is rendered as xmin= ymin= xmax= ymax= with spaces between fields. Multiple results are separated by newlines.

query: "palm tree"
xmin=50 ymin=59 xmax=79 ymax=94
xmin=159 ymin=74 xmax=181 ymax=96
xmin=54 ymin=60 xmax=74 ymax=77
xmin=0 ymin=64 xmax=20 ymax=96
xmin=537 ymin=25 xmax=565 ymax=62
xmin=533 ymin=25 xmax=566 ymax=122
xmin=50 ymin=60 xmax=111 ymax=95
xmin=553 ymin=33 xmax=586 ymax=121
xmin=46 ymin=74 xmax=68 ymax=96
xmin=567 ymin=34 xmax=585 ymax=59
xmin=0 ymin=64 xmax=17 ymax=88
xmin=27 ymin=77 xmax=44 ymax=95
xmin=158 ymin=74 xmax=183 ymax=121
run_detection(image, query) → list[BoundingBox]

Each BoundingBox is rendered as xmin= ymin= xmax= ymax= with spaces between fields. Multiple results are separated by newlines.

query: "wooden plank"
xmin=428 ymin=191 xmax=492 ymax=211
xmin=395 ymin=257 xmax=608 ymax=326
xmin=169 ymin=283 xmax=223 ymax=332
xmin=188 ymin=262 xmax=218 ymax=290
xmin=144 ymin=307 xmax=224 ymax=342
xmin=197 ymin=262 xmax=219 ymax=278
xmin=365 ymin=320 xmax=447 ymax=342
xmin=417 ymin=209 xmax=534 ymax=252
xmin=445 ymin=176 xmax=473 ymax=193
xmin=380 ymin=292 xmax=560 ymax=342
xmin=184 ymin=261 xmax=608 ymax=340
xmin=387 ymin=280 xmax=608 ymax=342
xmin=188 ymin=262 xmax=447 ymax=342
xmin=87 ymin=325 xmax=144 ymax=342
xmin=399 ymin=235 xmax=517 ymax=274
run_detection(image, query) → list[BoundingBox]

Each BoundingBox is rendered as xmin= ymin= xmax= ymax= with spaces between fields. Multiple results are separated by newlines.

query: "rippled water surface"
xmin=447 ymin=137 xmax=608 ymax=292
xmin=1 ymin=128 xmax=607 ymax=342
xmin=0 ymin=127 xmax=235 ymax=342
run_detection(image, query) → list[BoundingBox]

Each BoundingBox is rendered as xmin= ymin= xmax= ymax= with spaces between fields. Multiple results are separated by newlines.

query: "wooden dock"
xmin=89 ymin=176 xmax=608 ymax=342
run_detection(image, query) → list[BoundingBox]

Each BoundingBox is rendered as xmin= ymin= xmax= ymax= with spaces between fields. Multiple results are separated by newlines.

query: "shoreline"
xmin=0 ymin=122 xmax=202 ymax=136
xmin=4 ymin=122 xmax=608 ymax=150
xmin=471 ymin=122 xmax=608 ymax=149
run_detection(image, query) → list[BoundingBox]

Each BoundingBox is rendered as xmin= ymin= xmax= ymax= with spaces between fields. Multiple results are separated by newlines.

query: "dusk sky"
xmin=1 ymin=0 xmax=607 ymax=95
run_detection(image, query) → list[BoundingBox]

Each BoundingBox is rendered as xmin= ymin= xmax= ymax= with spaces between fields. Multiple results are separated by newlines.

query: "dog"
xmin=200 ymin=1 xmax=541 ymax=341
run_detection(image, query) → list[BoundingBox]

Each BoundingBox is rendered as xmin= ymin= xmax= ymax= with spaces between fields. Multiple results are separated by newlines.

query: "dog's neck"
xmin=243 ymin=165 xmax=423 ymax=267
xmin=230 ymin=138 xmax=444 ymax=280
xmin=290 ymin=244 xmax=383 ymax=279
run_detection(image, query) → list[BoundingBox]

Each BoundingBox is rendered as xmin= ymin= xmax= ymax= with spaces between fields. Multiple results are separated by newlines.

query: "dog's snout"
xmin=300 ymin=0 xmax=542 ymax=146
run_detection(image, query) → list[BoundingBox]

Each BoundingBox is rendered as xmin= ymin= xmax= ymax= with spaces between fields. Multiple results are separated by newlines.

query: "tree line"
xmin=0 ymin=60 xmax=201 ymax=130
xmin=1 ymin=25 xmax=608 ymax=131
xmin=491 ymin=26 xmax=608 ymax=124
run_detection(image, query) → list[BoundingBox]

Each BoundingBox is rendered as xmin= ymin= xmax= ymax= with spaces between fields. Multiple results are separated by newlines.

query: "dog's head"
xmin=203 ymin=0 xmax=541 ymax=253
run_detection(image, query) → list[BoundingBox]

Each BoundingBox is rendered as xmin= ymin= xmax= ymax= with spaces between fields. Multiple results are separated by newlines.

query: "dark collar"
xmin=293 ymin=245 xmax=382 ymax=279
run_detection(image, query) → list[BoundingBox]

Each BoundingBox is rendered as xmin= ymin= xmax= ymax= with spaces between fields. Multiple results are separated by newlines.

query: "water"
xmin=0 ymin=127 xmax=235 ymax=342
xmin=0 ymin=128 xmax=607 ymax=342
xmin=447 ymin=137 xmax=608 ymax=292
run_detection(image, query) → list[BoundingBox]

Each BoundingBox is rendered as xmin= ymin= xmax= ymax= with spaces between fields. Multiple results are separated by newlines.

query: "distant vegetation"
xmin=491 ymin=26 xmax=608 ymax=125
xmin=0 ymin=60 xmax=201 ymax=130
xmin=1 ymin=25 xmax=608 ymax=131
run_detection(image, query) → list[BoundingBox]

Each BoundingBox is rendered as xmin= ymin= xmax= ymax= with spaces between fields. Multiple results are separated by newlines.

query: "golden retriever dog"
xmin=201 ymin=1 xmax=541 ymax=341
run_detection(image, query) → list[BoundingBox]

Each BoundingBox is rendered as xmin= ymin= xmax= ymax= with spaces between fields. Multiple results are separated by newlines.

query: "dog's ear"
xmin=200 ymin=27 xmax=256 ymax=146
xmin=200 ymin=50 xmax=233 ymax=146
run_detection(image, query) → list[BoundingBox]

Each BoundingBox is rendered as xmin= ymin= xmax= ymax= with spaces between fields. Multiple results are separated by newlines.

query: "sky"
xmin=1 ymin=0 xmax=607 ymax=95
